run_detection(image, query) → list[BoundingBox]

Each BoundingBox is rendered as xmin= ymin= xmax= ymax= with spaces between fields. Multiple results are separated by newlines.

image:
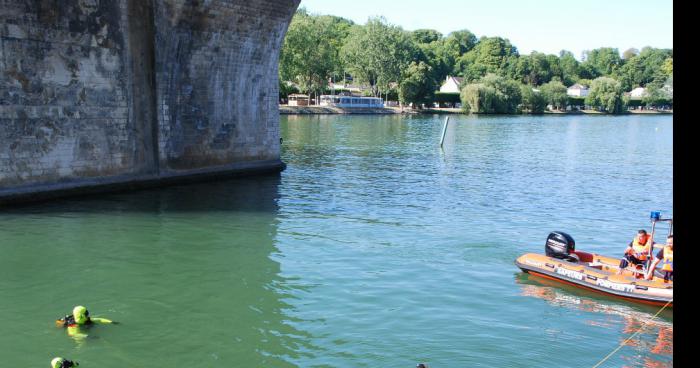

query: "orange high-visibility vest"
xmin=661 ymin=246 xmax=673 ymax=272
xmin=631 ymin=235 xmax=650 ymax=260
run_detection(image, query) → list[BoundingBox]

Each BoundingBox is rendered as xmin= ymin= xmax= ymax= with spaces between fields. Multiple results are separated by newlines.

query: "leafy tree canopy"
xmin=340 ymin=17 xmax=417 ymax=96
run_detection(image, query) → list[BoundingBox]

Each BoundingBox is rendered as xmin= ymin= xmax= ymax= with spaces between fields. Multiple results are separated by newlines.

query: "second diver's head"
xmin=72 ymin=306 xmax=89 ymax=325
xmin=51 ymin=357 xmax=78 ymax=368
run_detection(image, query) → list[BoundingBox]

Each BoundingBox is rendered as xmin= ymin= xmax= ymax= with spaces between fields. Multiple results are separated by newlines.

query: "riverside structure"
xmin=0 ymin=0 xmax=301 ymax=204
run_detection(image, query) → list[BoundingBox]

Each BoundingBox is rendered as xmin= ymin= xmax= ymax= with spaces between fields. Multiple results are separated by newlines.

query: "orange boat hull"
xmin=515 ymin=252 xmax=672 ymax=307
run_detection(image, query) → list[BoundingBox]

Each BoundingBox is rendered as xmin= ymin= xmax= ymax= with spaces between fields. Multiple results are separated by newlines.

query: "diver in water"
xmin=56 ymin=305 xmax=116 ymax=327
xmin=50 ymin=357 xmax=78 ymax=367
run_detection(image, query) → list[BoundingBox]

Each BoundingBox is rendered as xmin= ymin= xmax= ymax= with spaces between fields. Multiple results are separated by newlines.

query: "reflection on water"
xmin=3 ymin=173 xmax=284 ymax=214
xmin=65 ymin=325 xmax=89 ymax=347
xmin=517 ymin=273 xmax=672 ymax=367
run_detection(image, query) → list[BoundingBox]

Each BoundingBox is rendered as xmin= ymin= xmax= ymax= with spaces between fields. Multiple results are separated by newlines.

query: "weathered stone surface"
xmin=0 ymin=0 xmax=299 ymax=201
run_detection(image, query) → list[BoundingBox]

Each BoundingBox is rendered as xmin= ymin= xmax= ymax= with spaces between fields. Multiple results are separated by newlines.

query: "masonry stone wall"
xmin=155 ymin=0 xmax=296 ymax=171
xmin=0 ymin=0 xmax=299 ymax=202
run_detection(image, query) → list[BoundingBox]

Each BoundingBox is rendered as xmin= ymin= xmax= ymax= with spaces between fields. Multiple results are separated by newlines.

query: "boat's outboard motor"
xmin=545 ymin=231 xmax=578 ymax=262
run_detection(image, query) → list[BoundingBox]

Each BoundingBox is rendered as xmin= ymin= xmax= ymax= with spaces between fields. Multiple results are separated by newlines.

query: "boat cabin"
xmin=288 ymin=94 xmax=310 ymax=106
xmin=319 ymin=95 xmax=384 ymax=108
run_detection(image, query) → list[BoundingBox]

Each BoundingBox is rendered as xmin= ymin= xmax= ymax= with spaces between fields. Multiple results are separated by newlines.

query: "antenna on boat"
xmin=647 ymin=211 xmax=661 ymax=269
xmin=646 ymin=211 xmax=672 ymax=274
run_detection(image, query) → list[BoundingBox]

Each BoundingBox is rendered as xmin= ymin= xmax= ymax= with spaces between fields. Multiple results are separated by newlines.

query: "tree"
xmin=642 ymin=84 xmax=668 ymax=107
xmin=279 ymin=10 xmax=348 ymax=99
xmin=460 ymin=83 xmax=497 ymax=113
xmin=278 ymin=80 xmax=299 ymax=101
xmin=482 ymin=73 xmax=522 ymax=113
xmin=558 ymin=50 xmax=581 ymax=86
xmin=546 ymin=54 xmax=563 ymax=83
xmin=614 ymin=47 xmax=673 ymax=90
xmin=445 ymin=29 xmax=478 ymax=55
xmin=585 ymin=77 xmax=625 ymax=114
xmin=340 ymin=17 xmax=416 ymax=97
xmin=514 ymin=52 xmax=553 ymax=86
xmin=398 ymin=62 xmax=438 ymax=108
xmin=455 ymin=36 xmax=519 ymax=82
xmin=637 ymin=47 xmax=673 ymax=85
xmin=318 ymin=14 xmax=355 ymax=80
xmin=615 ymin=56 xmax=644 ymax=92
xmin=661 ymin=75 xmax=673 ymax=100
xmin=623 ymin=48 xmax=639 ymax=60
xmin=577 ymin=79 xmax=592 ymax=87
xmin=582 ymin=47 xmax=622 ymax=76
xmin=438 ymin=29 xmax=478 ymax=76
xmin=411 ymin=29 xmax=442 ymax=44
xmin=661 ymin=57 xmax=673 ymax=76
xmin=579 ymin=62 xmax=600 ymax=80
xmin=409 ymin=31 xmax=453 ymax=86
xmin=460 ymin=73 xmax=521 ymax=114
xmin=539 ymin=80 xmax=568 ymax=110
xmin=520 ymin=85 xmax=546 ymax=114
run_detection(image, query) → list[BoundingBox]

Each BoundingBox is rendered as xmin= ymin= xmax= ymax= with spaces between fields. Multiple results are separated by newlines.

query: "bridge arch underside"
xmin=0 ymin=0 xmax=300 ymax=204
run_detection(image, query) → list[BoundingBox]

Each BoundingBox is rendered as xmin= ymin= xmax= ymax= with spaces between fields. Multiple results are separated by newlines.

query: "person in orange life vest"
xmin=617 ymin=229 xmax=653 ymax=274
xmin=645 ymin=235 xmax=673 ymax=282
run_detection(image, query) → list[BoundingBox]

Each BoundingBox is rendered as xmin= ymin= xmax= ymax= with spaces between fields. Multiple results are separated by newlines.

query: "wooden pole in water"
xmin=440 ymin=116 xmax=450 ymax=147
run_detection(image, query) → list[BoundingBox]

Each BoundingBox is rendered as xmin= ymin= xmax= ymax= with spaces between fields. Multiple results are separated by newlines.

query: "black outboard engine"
xmin=545 ymin=231 xmax=577 ymax=261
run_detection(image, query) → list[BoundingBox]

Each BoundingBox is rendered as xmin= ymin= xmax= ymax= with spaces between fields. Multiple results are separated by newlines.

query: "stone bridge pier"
xmin=0 ymin=0 xmax=300 ymax=204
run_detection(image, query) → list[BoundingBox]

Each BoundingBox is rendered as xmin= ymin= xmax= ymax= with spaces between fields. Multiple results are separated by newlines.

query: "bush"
xmin=434 ymin=92 xmax=461 ymax=104
xmin=460 ymin=74 xmax=522 ymax=114
xmin=585 ymin=77 xmax=625 ymax=114
xmin=539 ymin=80 xmax=568 ymax=110
xmin=520 ymin=86 xmax=546 ymax=114
xmin=567 ymin=96 xmax=586 ymax=107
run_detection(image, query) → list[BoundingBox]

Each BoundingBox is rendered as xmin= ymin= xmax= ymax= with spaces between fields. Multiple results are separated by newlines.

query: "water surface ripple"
xmin=1 ymin=114 xmax=672 ymax=367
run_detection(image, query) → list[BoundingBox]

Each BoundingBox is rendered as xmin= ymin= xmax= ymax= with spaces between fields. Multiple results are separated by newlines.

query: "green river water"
xmin=1 ymin=114 xmax=672 ymax=367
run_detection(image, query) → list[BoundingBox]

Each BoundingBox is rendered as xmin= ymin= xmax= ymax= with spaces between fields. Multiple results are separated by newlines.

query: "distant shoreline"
xmin=279 ymin=105 xmax=673 ymax=115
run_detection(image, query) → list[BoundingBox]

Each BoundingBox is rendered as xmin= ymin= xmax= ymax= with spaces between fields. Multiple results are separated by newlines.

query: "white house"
xmin=567 ymin=83 xmax=589 ymax=97
xmin=439 ymin=76 xmax=464 ymax=93
xmin=630 ymin=87 xmax=647 ymax=98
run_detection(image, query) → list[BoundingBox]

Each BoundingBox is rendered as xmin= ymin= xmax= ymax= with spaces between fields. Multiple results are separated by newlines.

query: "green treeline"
xmin=279 ymin=9 xmax=673 ymax=114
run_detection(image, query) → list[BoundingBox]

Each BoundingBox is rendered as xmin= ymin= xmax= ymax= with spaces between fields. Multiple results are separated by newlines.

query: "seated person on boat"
xmin=618 ymin=229 xmax=652 ymax=273
xmin=646 ymin=235 xmax=673 ymax=282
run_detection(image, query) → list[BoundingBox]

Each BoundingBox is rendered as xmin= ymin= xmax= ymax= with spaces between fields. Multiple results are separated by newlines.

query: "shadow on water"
xmin=1 ymin=174 xmax=283 ymax=214
xmin=0 ymin=174 xmax=321 ymax=367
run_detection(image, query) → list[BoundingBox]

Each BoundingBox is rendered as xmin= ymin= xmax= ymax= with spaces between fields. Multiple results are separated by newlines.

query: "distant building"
xmin=319 ymin=95 xmax=384 ymax=108
xmin=439 ymin=76 xmax=464 ymax=93
xmin=288 ymin=94 xmax=310 ymax=106
xmin=630 ymin=87 xmax=647 ymax=98
xmin=567 ymin=83 xmax=589 ymax=97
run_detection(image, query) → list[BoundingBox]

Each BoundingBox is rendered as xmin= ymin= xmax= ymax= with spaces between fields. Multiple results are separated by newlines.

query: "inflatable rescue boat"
xmin=515 ymin=231 xmax=673 ymax=307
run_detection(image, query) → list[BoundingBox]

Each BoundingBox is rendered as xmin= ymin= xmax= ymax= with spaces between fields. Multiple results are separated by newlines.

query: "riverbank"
xmin=280 ymin=106 xmax=401 ymax=114
xmin=546 ymin=109 xmax=673 ymax=115
xmin=280 ymin=105 xmax=673 ymax=115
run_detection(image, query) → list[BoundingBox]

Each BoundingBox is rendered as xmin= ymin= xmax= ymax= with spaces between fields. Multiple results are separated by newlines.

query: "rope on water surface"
xmin=591 ymin=299 xmax=672 ymax=368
